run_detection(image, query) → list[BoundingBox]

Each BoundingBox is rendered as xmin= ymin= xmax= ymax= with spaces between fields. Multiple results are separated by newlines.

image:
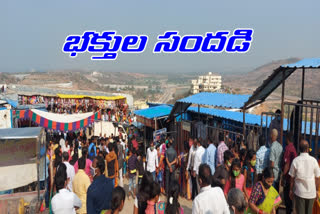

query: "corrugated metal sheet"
xmin=245 ymin=58 xmax=320 ymax=108
xmin=0 ymin=127 xmax=43 ymax=139
xmin=187 ymin=106 xmax=318 ymax=135
xmin=188 ymin=106 xmax=267 ymax=125
xmin=281 ymin=58 xmax=320 ymax=68
xmin=134 ymin=105 xmax=172 ymax=119
xmin=178 ymin=92 xmax=250 ymax=109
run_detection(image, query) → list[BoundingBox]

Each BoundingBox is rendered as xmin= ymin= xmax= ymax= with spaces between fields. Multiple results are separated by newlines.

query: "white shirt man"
xmin=194 ymin=143 xmax=205 ymax=192
xmin=187 ymin=143 xmax=197 ymax=172
xmin=193 ymin=145 xmax=205 ymax=175
xmin=289 ymin=152 xmax=320 ymax=198
xmin=59 ymin=138 xmax=66 ymax=149
xmin=146 ymin=144 xmax=159 ymax=176
xmin=51 ymin=188 xmax=82 ymax=214
xmin=62 ymin=153 xmax=76 ymax=192
xmin=289 ymin=140 xmax=320 ymax=213
xmin=192 ymin=164 xmax=230 ymax=214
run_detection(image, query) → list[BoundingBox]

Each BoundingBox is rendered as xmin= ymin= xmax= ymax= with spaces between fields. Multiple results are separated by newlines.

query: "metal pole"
xmin=301 ymin=68 xmax=305 ymax=101
xmin=280 ymin=70 xmax=286 ymax=146
xmin=243 ymin=106 xmax=246 ymax=139
xmin=198 ymin=104 xmax=200 ymax=121
xmin=37 ymin=137 xmax=40 ymax=201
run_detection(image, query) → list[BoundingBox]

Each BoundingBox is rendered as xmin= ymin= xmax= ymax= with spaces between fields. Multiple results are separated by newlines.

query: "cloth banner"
xmin=13 ymin=109 xmax=101 ymax=132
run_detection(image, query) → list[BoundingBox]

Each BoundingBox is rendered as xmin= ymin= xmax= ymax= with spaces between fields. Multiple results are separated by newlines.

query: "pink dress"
xmin=224 ymin=174 xmax=245 ymax=195
xmin=74 ymin=158 xmax=92 ymax=177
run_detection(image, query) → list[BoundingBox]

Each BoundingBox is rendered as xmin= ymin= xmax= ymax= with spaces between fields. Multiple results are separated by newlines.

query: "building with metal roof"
xmin=169 ymin=92 xmax=250 ymax=120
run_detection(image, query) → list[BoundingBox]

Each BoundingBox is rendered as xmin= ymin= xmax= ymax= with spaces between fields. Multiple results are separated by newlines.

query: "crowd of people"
xmin=43 ymin=121 xmax=320 ymax=214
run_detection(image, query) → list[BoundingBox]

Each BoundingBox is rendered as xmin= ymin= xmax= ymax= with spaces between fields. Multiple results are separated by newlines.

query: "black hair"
xmin=262 ymin=167 xmax=274 ymax=180
xmin=111 ymin=186 xmax=126 ymax=214
xmin=137 ymin=171 xmax=154 ymax=214
xmin=108 ymin=142 xmax=114 ymax=152
xmin=275 ymin=109 xmax=281 ymax=114
xmin=286 ymin=132 xmax=294 ymax=144
xmin=54 ymin=152 xmax=62 ymax=168
xmin=299 ymin=139 xmax=309 ymax=153
xmin=259 ymin=135 xmax=266 ymax=147
xmin=239 ymin=149 xmax=247 ymax=162
xmin=55 ymin=163 xmax=67 ymax=191
xmin=62 ymin=151 xmax=69 ymax=161
xmin=199 ymin=163 xmax=212 ymax=186
xmin=219 ymin=132 xmax=224 ymax=142
xmin=165 ymin=180 xmax=181 ymax=214
xmin=78 ymin=156 xmax=86 ymax=170
xmin=82 ymin=147 xmax=88 ymax=157
xmin=149 ymin=181 xmax=160 ymax=199
xmin=96 ymin=156 xmax=105 ymax=174
xmin=243 ymin=150 xmax=256 ymax=187
xmin=230 ymin=158 xmax=241 ymax=189
xmin=223 ymin=150 xmax=235 ymax=163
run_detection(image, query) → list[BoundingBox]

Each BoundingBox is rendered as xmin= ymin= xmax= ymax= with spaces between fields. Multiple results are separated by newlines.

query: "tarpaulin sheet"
xmin=0 ymin=163 xmax=37 ymax=191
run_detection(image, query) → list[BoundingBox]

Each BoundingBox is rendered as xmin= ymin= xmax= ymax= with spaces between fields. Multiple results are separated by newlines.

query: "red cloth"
xmin=283 ymin=143 xmax=297 ymax=179
xmin=132 ymin=139 xmax=138 ymax=150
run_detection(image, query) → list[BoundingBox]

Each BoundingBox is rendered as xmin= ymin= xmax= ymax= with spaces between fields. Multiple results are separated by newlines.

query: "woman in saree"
xmin=248 ymin=167 xmax=281 ymax=214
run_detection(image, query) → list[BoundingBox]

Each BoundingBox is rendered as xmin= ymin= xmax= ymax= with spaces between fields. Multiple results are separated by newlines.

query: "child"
xmin=127 ymin=149 xmax=137 ymax=198
xmin=224 ymin=158 xmax=247 ymax=198
xmin=110 ymin=186 xmax=126 ymax=214
xmin=242 ymin=150 xmax=256 ymax=200
xmin=101 ymin=186 xmax=126 ymax=214
xmin=145 ymin=181 xmax=161 ymax=214
xmin=165 ymin=180 xmax=184 ymax=214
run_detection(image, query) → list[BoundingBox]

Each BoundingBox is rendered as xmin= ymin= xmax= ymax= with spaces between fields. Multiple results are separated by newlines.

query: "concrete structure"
xmin=191 ymin=72 xmax=221 ymax=94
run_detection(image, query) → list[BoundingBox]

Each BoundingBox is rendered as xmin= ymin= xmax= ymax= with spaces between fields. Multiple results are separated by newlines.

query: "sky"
xmin=1 ymin=0 xmax=320 ymax=74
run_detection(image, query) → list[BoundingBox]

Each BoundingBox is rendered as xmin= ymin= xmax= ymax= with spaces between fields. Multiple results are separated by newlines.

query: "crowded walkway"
xmin=42 ymin=125 xmax=320 ymax=214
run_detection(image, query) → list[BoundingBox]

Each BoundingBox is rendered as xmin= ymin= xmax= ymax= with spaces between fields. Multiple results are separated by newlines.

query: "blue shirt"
xmin=256 ymin=145 xmax=270 ymax=174
xmin=87 ymin=175 xmax=114 ymax=214
xmin=88 ymin=143 xmax=97 ymax=160
xmin=202 ymin=144 xmax=216 ymax=175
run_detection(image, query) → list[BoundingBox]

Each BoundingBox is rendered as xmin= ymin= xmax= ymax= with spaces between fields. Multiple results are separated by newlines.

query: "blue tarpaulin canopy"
xmin=244 ymin=58 xmax=320 ymax=108
xmin=5 ymin=99 xmax=18 ymax=108
xmin=178 ymin=92 xmax=250 ymax=109
xmin=134 ymin=105 xmax=173 ymax=119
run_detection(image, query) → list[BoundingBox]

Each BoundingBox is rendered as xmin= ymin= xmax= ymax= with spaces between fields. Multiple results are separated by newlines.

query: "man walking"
xmin=202 ymin=138 xmax=216 ymax=175
xmin=146 ymin=141 xmax=158 ymax=181
xmin=165 ymin=138 xmax=178 ymax=194
xmin=192 ymin=164 xmax=229 ymax=214
xmin=216 ymin=132 xmax=229 ymax=166
xmin=281 ymin=132 xmax=297 ymax=214
xmin=193 ymin=139 xmax=205 ymax=193
xmin=62 ymin=152 xmax=75 ymax=192
xmin=187 ymin=137 xmax=198 ymax=200
xmin=269 ymin=129 xmax=283 ymax=192
xmin=256 ymin=135 xmax=270 ymax=177
xmin=289 ymin=139 xmax=320 ymax=214
xmin=73 ymin=157 xmax=90 ymax=214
